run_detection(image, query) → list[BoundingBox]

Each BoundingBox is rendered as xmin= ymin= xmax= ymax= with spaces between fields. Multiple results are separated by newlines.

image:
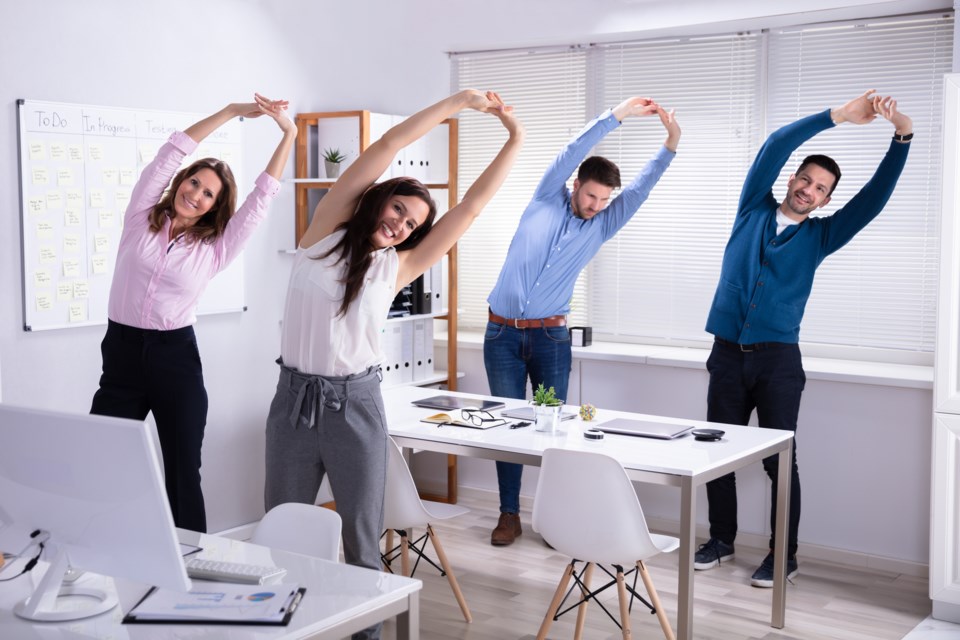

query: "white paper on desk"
xmin=128 ymin=582 xmax=301 ymax=622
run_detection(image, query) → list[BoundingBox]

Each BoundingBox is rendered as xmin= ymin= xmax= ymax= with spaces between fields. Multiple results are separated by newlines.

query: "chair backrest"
xmin=251 ymin=502 xmax=342 ymax=562
xmin=382 ymin=437 xmax=433 ymax=530
xmin=532 ymin=448 xmax=662 ymax=565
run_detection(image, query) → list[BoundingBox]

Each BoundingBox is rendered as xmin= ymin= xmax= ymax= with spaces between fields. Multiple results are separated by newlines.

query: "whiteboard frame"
xmin=17 ymin=98 xmax=246 ymax=332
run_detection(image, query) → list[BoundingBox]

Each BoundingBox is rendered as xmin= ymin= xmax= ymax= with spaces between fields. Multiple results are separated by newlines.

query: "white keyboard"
xmin=185 ymin=557 xmax=287 ymax=584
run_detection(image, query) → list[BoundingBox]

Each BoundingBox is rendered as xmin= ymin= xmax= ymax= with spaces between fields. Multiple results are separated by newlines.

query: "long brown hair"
xmin=321 ymin=177 xmax=437 ymax=317
xmin=148 ymin=158 xmax=238 ymax=244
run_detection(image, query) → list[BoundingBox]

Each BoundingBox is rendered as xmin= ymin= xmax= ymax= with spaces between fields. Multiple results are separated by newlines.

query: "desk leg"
xmin=677 ymin=476 xmax=695 ymax=640
xmin=771 ymin=441 xmax=792 ymax=629
xmin=397 ymin=591 xmax=420 ymax=640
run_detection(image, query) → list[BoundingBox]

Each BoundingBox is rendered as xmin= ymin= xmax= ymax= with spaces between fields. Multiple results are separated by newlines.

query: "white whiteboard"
xmin=17 ymin=99 xmax=246 ymax=332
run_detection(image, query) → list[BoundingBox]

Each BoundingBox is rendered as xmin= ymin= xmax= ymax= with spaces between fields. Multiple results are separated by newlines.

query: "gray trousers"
xmin=264 ymin=360 xmax=387 ymax=639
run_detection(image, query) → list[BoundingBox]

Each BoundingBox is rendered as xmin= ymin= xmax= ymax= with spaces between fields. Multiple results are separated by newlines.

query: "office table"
xmin=0 ymin=529 xmax=422 ymax=639
xmin=384 ymin=386 xmax=793 ymax=640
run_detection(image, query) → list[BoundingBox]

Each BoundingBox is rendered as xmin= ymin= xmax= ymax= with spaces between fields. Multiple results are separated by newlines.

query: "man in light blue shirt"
xmin=484 ymin=97 xmax=680 ymax=546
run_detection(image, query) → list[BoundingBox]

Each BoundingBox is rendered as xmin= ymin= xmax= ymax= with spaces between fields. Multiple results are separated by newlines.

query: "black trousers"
xmin=705 ymin=339 xmax=804 ymax=557
xmin=91 ymin=320 xmax=208 ymax=532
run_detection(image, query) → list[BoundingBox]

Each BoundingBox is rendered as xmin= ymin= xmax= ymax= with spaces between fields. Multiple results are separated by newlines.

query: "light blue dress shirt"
xmin=487 ymin=110 xmax=675 ymax=319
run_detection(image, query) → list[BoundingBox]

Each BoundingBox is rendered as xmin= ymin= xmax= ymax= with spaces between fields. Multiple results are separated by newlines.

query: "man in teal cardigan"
xmin=696 ymin=90 xmax=914 ymax=587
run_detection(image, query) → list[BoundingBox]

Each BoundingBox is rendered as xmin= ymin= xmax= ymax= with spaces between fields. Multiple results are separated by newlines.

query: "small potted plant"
xmin=322 ymin=147 xmax=346 ymax=179
xmin=532 ymin=383 xmax=564 ymax=434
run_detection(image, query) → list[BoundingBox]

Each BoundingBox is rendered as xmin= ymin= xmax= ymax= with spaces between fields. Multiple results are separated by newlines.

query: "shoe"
xmin=693 ymin=538 xmax=735 ymax=570
xmin=491 ymin=512 xmax=522 ymax=546
xmin=750 ymin=552 xmax=798 ymax=588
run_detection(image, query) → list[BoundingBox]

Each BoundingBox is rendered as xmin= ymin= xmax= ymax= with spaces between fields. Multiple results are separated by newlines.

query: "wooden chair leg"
xmin=537 ymin=561 xmax=575 ymax=640
xmin=400 ymin=530 xmax=411 ymax=577
xmin=637 ymin=560 xmax=675 ymax=640
xmin=616 ymin=567 xmax=632 ymax=640
xmin=573 ymin=562 xmax=594 ymax=640
xmin=427 ymin=524 xmax=472 ymax=623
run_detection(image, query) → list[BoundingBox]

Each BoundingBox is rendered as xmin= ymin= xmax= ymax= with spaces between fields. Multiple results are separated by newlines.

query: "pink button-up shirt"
xmin=108 ymin=131 xmax=280 ymax=330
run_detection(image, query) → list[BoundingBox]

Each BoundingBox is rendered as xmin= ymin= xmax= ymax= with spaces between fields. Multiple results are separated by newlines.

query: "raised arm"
xmin=396 ymin=97 xmax=525 ymax=288
xmin=252 ymin=93 xmax=297 ymax=179
xmin=183 ymin=98 xmax=277 ymax=144
xmin=301 ymin=90 xmax=500 ymax=248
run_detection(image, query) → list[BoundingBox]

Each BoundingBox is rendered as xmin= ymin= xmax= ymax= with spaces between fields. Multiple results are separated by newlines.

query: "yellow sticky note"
xmin=32 ymin=167 xmax=49 ymax=185
xmin=73 ymin=280 xmax=89 ymax=299
xmin=64 ymin=209 xmax=82 ymax=226
xmin=93 ymin=233 xmax=110 ymax=253
xmin=114 ymin=188 xmax=131 ymax=210
xmin=35 ymin=293 xmax=53 ymax=312
xmin=57 ymin=168 xmax=74 ymax=186
xmin=91 ymin=254 xmax=108 ymax=275
xmin=88 ymin=144 xmax=104 ymax=162
xmin=34 ymin=270 xmax=52 ymax=288
xmin=102 ymin=168 xmax=118 ymax=185
xmin=99 ymin=210 xmax=114 ymax=228
xmin=39 ymin=246 xmax=57 ymax=263
xmin=119 ymin=168 xmax=135 ymax=185
xmin=27 ymin=197 xmax=45 ymax=214
xmin=46 ymin=190 xmax=63 ymax=210
xmin=89 ymin=189 xmax=105 ymax=208
xmin=56 ymin=283 xmax=73 ymax=301
xmin=49 ymin=143 xmax=66 ymax=161
xmin=62 ymin=258 xmax=80 ymax=278
xmin=68 ymin=145 xmax=83 ymax=162
xmin=63 ymin=234 xmax=80 ymax=253
xmin=29 ymin=142 xmax=46 ymax=161
xmin=68 ymin=302 xmax=85 ymax=323
xmin=65 ymin=189 xmax=82 ymax=207
xmin=36 ymin=221 xmax=54 ymax=239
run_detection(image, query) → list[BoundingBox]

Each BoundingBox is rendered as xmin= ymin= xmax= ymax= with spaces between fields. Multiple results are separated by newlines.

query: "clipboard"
xmin=123 ymin=583 xmax=305 ymax=626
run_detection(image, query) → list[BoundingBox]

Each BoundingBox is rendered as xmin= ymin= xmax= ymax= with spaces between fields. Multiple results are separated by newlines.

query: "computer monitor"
xmin=0 ymin=404 xmax=191 ymax=621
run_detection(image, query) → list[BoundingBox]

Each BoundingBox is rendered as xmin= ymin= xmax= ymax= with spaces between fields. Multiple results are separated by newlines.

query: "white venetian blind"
xmin=766 ymin=13 xmax=952 ymax=351
xmin=453 ymin=49 xmax=586 ymax=329
xmin=587 ymin=33 xmax=763 ymax=341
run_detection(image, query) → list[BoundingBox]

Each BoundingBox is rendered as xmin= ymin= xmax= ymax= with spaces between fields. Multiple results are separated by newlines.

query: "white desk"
xmin=384 ymin=386 xmax=793 ymax=640
xmin=0 ymin=529 xmax=422 ymax=639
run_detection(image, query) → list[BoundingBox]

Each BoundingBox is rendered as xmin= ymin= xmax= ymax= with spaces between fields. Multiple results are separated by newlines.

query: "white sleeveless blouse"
xmin=280 ymin=229 xmax=398 ymax=376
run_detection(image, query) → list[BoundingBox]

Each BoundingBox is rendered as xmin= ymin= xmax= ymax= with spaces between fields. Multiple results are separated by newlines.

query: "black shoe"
xmin=693 ymin=538 xmax=734 ymax=570
xmin=750 ymin=551 xmax=798 ymax=588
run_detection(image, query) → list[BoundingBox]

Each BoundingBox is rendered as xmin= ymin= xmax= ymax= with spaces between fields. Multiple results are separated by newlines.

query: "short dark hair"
xmin=577 ymin=156 xmax=621 ymax=189
xmin=797 ymin=154 xmax=841 ymax=196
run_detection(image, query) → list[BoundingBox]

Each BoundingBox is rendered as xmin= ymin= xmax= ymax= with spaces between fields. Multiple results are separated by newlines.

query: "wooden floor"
xmin=379 ymin=491 xmax=930 ymax=640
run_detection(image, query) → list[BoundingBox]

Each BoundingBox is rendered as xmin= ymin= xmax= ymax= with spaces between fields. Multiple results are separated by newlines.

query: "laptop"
xmin=594 ymin=418 xmax=693 ymax=440
xmin=501 ymin=406 xmax=578 ymax=421
xmin=411 ymin=394 xmax=506 ymax=412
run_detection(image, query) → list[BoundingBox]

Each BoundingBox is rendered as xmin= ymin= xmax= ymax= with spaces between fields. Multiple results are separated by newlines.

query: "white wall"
xmin=0 ymin=0 xmax=944 ymax=548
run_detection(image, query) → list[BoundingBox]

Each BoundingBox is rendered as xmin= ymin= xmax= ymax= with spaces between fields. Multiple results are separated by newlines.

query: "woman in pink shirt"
xmin=91 ymin=94 xmax=296 ymax=533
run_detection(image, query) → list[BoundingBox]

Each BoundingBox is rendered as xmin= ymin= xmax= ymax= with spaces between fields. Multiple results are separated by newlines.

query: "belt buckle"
xmin=513 ymin=318 xmax=522 ymax=329
xmin=739 ymin=343 xmax=755 ymax=353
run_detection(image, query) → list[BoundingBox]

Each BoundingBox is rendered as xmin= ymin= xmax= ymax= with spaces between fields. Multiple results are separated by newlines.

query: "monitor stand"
xmin=13 ymin=547 xmax=118 ymax=622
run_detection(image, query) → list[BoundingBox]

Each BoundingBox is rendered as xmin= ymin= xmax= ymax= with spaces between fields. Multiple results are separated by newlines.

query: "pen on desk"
xmin=510 ymin=421 xmax=531 ymax=429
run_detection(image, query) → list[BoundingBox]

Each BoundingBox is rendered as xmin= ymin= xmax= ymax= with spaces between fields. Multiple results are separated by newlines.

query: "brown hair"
xmin=797 ymin=154 xmax=841 ymax=196
xmin=321 ymin=177 xmax=437 ymax=317
xmin=577 ymin=156 xmax=621 ymax=189
xmin=148 ymin=158 xmax=238 ymax=244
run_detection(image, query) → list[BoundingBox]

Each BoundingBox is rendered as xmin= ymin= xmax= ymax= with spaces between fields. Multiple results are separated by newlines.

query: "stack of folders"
xmin=123 ymin=583 xmax=305 ymax=626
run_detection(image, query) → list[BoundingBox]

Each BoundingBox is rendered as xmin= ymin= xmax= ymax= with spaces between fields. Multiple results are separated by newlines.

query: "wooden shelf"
xmin=295 ymin=110 xmax=461 ymax=504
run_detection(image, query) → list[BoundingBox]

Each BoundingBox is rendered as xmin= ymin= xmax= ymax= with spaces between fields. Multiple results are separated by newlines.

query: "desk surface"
xmin=0 ymin=530 xmax=421 ymax=640
xmin=386 ymin=386 xmax=791 ymax=483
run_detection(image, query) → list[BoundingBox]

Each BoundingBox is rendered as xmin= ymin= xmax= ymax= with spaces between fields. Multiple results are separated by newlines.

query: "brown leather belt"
xmin=488 ymin=309 xmax=567 ymax=329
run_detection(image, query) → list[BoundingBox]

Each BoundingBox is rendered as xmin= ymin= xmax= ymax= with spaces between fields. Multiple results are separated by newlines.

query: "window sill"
xmin=439 ymin=331 xmax=933 ymax=391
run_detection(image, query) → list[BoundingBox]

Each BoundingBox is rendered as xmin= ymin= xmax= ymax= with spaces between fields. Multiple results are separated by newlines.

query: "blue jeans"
xmin=705 ymin=339 xmax=804 ymax=557
xmin=483 ymin=320 xmax=571 ymax=514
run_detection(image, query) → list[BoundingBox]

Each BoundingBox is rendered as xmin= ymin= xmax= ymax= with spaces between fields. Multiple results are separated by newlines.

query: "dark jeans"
xmin=483 ymin=320 xmax=571 ymax=514
xmin=91 ymin=320 xmax=208 ymax=533
xmin=705 ymin=339 xmax=804 ymax=557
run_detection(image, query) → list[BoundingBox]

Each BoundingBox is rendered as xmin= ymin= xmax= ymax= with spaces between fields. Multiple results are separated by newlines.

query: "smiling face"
xmin=571 ymin=179 xmax=614 ymax=220
xmin=173 ymin=167 xmax=223 ymax=227
xmin=371 ymin=194 xmax=431 ymax=249
xmin=782 ymin=164 xmax=835 ymax=219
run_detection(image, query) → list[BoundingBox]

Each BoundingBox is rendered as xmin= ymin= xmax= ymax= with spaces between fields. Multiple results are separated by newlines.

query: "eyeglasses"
xmin=460 ymin=408 xmax=498 ymax=426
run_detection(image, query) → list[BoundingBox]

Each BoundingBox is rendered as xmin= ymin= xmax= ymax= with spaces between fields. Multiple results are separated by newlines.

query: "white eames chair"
xmin=251 ymin=502 xmax=342 ymax=563
xmin=381 ymin=436 xmax=472 ymax=623
xmin=533 ymin=447 xmax=679 ymax=640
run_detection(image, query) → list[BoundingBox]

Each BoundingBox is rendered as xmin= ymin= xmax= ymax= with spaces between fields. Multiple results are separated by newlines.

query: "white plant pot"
xmin=324 ymin=160 xmax=341 ymax=179
xmin=534 ymin=403 xmax=564 ymax=434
